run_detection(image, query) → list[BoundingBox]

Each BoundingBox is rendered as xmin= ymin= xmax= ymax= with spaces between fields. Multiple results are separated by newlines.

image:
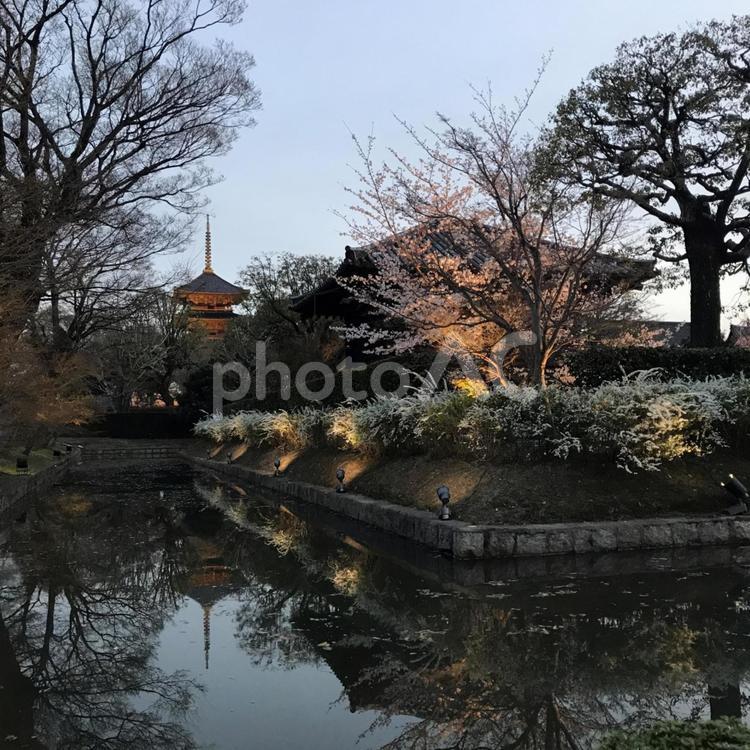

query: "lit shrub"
xmin=194 ymin=407 xmax=328 ymax=450
xmin=329 ymin=396 xmax=421 ymax=455
xmin=585 ymin=373 xmax=733 ymax=471
xmin=195 ymin=374 xmax=750 ymax=472
xmin=194 ymin=413 xmax=234 ymax=443
xmin=263 ymin=408 xmax=328 ymax=450
xmin=414 ymin=391 xmax=475 ymax=454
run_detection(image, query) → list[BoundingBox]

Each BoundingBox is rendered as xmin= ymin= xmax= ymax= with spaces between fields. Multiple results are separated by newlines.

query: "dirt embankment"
xmin=190 ymin=440 xmax=748 ymax=525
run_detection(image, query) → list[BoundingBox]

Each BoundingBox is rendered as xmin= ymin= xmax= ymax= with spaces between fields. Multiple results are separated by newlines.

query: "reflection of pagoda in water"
xmin=182 ymin=536 xmax=239 ymax=670
xmin=174 ymin=216 xmax=247 ymax=340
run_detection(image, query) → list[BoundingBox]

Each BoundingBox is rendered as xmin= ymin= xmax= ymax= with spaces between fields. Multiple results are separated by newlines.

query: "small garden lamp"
xmin=721 ymin=474 xmax=749 ymax=515
xmin=437 ymin=485 xmax=451 ymax=520
xmin=336 ymin=467 xmax=346 ymax=493
xmin=226 ymin=450 xmax=233 ymax=464
xmin=273 ymin=457 xmax=281 ymax=477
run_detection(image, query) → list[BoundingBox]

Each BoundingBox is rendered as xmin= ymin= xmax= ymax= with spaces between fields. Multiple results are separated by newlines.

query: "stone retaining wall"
xmin=189 ymin=456 xmax=750 ymax=560
xmin=0 ymin=459 xmax=71 ymax=514
xmin=79 ymin=445 xmax=182 ymax=461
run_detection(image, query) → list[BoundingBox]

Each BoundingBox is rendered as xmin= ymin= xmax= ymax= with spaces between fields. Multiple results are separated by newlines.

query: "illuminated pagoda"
xmin=174 ymin=216 xmax=247 ymax=340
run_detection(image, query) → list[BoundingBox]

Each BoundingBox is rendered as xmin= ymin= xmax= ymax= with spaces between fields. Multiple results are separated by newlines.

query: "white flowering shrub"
xmin=194 ymin=374 xmax=750 ymax=472
xmin=194 ymin=408 xmax=328 ymax=450
xmin=193 ymin=413 xmax=234 ymax=443
xmin=329 ymin=395 xmax=422 ymax=454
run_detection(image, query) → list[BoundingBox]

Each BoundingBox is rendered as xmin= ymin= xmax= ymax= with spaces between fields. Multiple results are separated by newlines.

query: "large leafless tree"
xmin=0 ymin=0 xmax=260 ymax=319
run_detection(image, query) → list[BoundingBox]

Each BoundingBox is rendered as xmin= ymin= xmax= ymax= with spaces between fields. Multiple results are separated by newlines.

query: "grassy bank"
xmin=197 ymin=441 xmax=748 ymax=525
xmin=0 ymin=447 xmax=59 ymax=476
xmin=194 ymin=374 xmax=750 ymax=524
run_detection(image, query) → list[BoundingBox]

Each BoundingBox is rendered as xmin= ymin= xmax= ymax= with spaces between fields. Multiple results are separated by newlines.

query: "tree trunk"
xmin=683 ymin=225 xmax=724 ymax=347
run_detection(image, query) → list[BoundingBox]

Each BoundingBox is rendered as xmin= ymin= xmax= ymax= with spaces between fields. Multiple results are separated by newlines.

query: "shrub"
xmin=194 ymin=374 xmax=750 ymax=472
xmin=599 ymin=718 xmax=750 ymax=749
xmin=567 ymin=346 xmax=750 ymax=387
xmin=414 ymin=391 xmax=475 ymax=454
xmin=194 ymin=408 xmax=327 ymax=450
xmin=329 ymin=396 xmax=421 ymax=455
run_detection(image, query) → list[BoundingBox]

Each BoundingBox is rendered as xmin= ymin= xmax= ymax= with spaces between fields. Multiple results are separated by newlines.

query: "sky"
xmin=191 ymin=0 xmax=750 ymax=327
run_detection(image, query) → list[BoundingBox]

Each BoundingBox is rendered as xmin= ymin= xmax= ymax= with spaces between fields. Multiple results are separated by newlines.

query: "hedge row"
xmin=566 ymin=346 xmax=750 ymax=387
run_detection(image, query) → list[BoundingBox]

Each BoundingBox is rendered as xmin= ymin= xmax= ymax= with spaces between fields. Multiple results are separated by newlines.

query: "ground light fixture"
xmin=273 ymin=457 xmax=281 ymax=477
xmin=721 ymin=474 xmax=749 ymax=515
xmin=437 ymin=485 xmax=451 ymax=520
xmin=336 ymin=467 xmax=346 ymax=493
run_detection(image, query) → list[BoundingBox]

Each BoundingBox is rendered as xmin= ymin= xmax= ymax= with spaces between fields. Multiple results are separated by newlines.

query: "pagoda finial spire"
xmin=203 ymin=604 xmax=211 ymax=670
xmin=204 ymin=214 xmax=213 ymax=273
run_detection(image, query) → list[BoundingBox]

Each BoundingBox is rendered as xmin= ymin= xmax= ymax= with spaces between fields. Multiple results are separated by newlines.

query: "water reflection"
xmin=0 ymin=471 xmax=199 ymax=749
xmin=1 ymin=465 xmax=750 ymax=749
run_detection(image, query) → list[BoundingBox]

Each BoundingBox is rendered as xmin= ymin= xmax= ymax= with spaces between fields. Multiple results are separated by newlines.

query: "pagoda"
xmin=174 ymin=217 xmax=247 ymax=340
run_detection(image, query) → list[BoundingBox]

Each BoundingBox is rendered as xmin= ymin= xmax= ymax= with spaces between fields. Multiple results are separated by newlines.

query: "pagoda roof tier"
xmin=175 ymin=270 xmax=246 ymax=298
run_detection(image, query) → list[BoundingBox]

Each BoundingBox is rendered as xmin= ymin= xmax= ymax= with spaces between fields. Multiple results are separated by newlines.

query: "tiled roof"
xmin=175 ymin=271 xmax=246 ymax=297
xmin=340 ymin=228 xmax=657 ymax=285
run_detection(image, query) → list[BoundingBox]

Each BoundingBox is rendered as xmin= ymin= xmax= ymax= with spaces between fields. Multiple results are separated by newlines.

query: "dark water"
xmin=1 ymin=465 xmax=750 ymax=749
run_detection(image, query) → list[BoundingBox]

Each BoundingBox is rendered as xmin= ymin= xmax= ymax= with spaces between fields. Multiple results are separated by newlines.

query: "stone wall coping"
xmin=0 ymin=456 xmax=73 ymax=512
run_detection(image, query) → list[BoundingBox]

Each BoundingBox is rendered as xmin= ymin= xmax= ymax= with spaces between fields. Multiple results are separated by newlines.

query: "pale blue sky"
xmin=193 ymin=0 xmax=750 ymax=323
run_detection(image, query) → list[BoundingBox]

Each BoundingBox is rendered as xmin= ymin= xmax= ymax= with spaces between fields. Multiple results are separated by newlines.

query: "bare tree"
xmin=35 ymin=208 xmax=193 ymax=351
xmin=237 ymin=253 xmax=339 ymax=331
xmin=90 ymin=290 xmax=206 ymax=409
xmin=0 ymin=0 xmax=260 ymax=318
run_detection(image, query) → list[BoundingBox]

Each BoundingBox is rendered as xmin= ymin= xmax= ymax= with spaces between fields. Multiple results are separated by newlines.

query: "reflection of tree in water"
xmin=0 ymin=486 xmax=200 ymax=750
xmin=204 ymin=477 xmax=750 ymax=750
xmin=357 ymin=583 xmax=750 ymax=749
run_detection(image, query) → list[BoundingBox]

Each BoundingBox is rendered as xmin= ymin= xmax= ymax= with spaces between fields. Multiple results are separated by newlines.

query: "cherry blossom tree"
xmin=342 ymin=84 xmax=650 ymax=387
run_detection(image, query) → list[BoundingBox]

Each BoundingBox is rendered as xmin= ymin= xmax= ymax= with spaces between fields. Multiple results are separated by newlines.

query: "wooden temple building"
xmin=291 ymin=228 xmax=658 ymax=327
xmin=174 ymin=217 xmax=247 ymax=339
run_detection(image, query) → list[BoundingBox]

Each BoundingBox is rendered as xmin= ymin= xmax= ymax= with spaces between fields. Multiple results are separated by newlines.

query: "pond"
xmin=1 ymin=464 xmax=749 ymax=749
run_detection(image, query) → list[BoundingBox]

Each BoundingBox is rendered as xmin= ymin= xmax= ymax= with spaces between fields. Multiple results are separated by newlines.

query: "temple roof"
xmin=291 ymin=226 xmax=657 ymax=317
xmin=174 ymin=215 xmax=247 ymax=299
xmin=175 ymin=271 xmax=246 ymax=297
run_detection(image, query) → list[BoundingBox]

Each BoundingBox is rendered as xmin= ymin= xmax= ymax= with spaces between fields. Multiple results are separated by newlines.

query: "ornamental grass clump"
xmin=328 ymin=395 xmax=421 ymax=454
xmin=193 ymin=413 xmax=234 ymax=443
xmin=262 ymin=408 xmax=328 ymax=450
xmin=194 ymin=408 xmax=328 ymax=451
xmin=195 ymin=374 xmax=750 ymax=472
xmin=414 ymin=391 xmax=475 ymax=455
xmin=458 ymin=387 xmax=585 ymax=460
